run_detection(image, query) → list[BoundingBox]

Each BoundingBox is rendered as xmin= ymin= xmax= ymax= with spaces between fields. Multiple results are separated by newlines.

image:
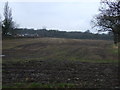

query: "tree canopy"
xmin=92 ymin=0 xmax=120 ymax=44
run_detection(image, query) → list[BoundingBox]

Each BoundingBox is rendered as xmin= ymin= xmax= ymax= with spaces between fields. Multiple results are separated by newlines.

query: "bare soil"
xmin=2 ymin=38 xmax=119 ymax=88
xmin=2 ymin=59 xmax=119 ymax=88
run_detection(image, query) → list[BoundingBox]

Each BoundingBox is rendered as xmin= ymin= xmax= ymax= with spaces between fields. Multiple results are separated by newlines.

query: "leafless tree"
xmin=92 ymin=0 xmax=120 ymax=44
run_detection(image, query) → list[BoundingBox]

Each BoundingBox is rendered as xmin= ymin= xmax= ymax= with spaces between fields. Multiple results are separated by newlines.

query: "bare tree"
xmin=2 ymin=2 xmax=15 ymax=36
xmin=91 ymin=0 xmax=120 ymax=44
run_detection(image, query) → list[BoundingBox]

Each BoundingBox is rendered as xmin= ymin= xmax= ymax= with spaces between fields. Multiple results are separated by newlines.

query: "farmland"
xmin=2 ymin=38 xmax=119 ymax=88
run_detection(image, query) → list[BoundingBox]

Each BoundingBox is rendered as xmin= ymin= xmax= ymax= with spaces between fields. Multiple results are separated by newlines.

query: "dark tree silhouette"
xmin=92 ymin=0 xmax=120 ymax=44
xmin=2 ymin=2 xmax=15 ymax=36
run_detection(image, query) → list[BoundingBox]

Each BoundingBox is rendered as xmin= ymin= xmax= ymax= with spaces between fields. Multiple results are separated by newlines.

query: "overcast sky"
xmin=0 ymin=0 xmax=101 ymax=32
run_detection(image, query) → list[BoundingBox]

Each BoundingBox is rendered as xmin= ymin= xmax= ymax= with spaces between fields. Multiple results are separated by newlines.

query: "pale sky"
xmin=0 ymin=0 xmax=101 ymax=32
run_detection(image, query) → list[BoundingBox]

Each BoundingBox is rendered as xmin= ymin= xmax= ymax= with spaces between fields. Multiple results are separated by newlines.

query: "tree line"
xmin=13 ymin=28 xmax=113 ymax=40
xmin=0 ymin=1 xmax=120 ymax=44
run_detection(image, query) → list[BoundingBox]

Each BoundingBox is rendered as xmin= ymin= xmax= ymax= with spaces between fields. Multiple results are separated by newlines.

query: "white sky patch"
xmin=0 ymin=1 xmax=100 ymax=32
xmin=1 ymin=0 xmax=100 ymax=2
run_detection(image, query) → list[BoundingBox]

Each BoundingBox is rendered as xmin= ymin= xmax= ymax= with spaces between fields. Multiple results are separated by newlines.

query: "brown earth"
xmin=2 ymin=38 xmax=119 ymax=88
xmin=2 ymin=59 xmax=119 ymax=88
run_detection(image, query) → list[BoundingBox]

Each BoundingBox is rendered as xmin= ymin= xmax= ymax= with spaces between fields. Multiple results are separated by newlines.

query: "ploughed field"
xmin=2 ymin=38 xmax=119 ymax=88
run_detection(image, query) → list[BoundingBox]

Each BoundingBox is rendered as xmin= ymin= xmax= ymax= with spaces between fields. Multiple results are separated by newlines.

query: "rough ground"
xmin=3 ymin=59 xmax=119 ymax=88
xmin=2 ymin=38 xmax=119 ymax=88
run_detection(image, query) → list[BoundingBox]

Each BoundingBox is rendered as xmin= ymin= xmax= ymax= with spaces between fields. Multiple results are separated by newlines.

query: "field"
xmin=2 ymin=38 xmax=119 ymax=88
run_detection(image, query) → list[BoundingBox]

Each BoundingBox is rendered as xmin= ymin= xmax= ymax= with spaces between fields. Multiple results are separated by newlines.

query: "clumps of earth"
xmin=2 ymin=59 xmax=119 ymax=88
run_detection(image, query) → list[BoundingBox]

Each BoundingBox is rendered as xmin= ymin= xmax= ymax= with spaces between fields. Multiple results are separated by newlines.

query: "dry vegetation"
xmin=2 ymin=38 xmax=119 ymax=88
xmin=2 ymin=38 xmax=118 ymax=63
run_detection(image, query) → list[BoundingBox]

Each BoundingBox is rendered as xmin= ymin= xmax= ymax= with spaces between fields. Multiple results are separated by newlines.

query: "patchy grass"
xmin=3 ymin=38 xmax=118 ymax=63
xmin=2 ymin=38 xmax=119 ymax=88
xmin=3 ymin=83 xmax=76 ymax=88
xmin=109 ymin=44 xmax=118 ymax=54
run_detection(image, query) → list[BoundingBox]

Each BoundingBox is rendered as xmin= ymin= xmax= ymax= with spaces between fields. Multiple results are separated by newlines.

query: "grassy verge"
xmin=3 ymin=83 xmax=76 ymax=88
xmin=3 ymin=57 xmax=118 ymax=64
